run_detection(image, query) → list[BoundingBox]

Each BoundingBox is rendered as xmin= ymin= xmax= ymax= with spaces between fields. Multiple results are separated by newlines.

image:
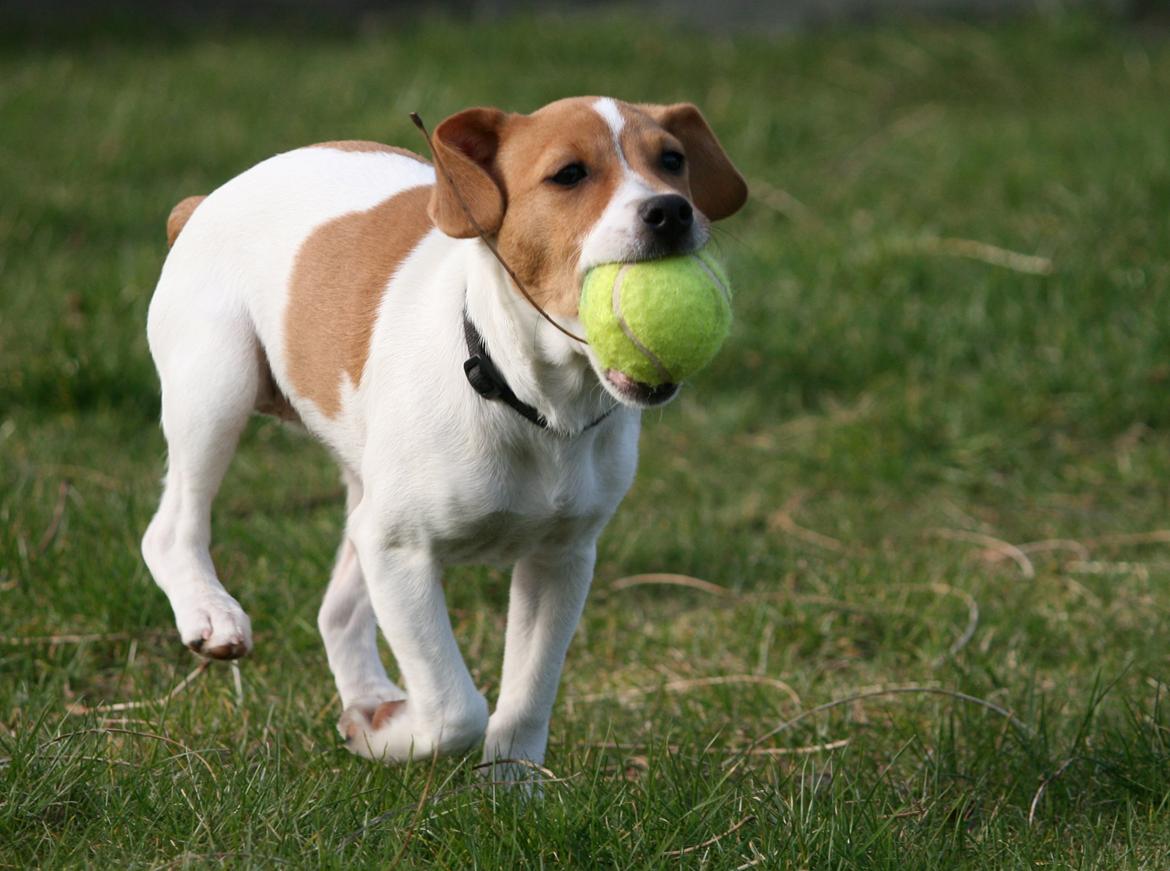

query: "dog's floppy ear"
xmin=428 ymin=108 xmax=508 ymax=238
xmin=639 ymin=103 xmax=748 ymax=222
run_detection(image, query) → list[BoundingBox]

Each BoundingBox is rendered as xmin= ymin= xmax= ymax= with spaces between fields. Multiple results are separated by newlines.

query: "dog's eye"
xmin=661 ymin=151 xmax=685 ymax=173
xmin=549 ymin=163 xmax=588 ymax=187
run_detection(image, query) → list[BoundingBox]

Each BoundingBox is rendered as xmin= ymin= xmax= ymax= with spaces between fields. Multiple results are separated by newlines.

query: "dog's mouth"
xmin=604 ymin=370 xmax=679 ymax=407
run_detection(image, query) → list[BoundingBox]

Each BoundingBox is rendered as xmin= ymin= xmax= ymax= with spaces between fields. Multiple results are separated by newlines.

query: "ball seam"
xmin=690 ymin=251 xmax=732 ymax=304
xmin=611 ymin=263 xmax=675 ymax=384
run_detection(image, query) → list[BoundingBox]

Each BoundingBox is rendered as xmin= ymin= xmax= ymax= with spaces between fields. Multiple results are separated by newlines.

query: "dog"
xmin=141 ymin=96 xmax=747 ymax=769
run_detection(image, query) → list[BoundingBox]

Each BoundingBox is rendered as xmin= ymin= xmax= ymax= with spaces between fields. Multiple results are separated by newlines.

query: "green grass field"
xmin=4 ymin=10 xmax=1170 ymax=868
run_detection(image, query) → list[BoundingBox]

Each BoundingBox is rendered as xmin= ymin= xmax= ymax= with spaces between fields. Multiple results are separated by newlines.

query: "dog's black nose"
xmin=639 ymin=194 xmax=693 ymax=244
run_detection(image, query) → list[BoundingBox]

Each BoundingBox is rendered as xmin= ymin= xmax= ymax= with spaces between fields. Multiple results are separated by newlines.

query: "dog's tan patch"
xmin=492 ymin=99 xmax=623 ymax=317
xmin=628 ymin=103 xmax=748 ymax=222
xmin=285 ymin=185 xmax=434 ymax=417
xmin=616 ymin=105 xmax=694 ymax=201
xmin=311 ymin=141 xmax=429 ymax=162
xmin=166 ymin=195 xmax=206 ymax=248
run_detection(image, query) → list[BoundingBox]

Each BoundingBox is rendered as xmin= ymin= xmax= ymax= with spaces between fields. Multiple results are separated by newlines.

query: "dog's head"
xmin=427 ymin=97 xmax=747 ymax=407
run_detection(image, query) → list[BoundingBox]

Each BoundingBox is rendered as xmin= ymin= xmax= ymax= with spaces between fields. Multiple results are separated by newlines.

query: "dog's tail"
xmin=166 ymin=195 xmax=207 ymax=248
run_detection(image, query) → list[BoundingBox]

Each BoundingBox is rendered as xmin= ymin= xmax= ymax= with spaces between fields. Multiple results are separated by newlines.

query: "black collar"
xmin=462 ymin=312 xmax=614 ymax=436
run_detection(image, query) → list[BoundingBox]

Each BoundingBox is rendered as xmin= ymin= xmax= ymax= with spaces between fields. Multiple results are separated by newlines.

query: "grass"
xmin=3 ymin=9 xmax=1170 ymax=868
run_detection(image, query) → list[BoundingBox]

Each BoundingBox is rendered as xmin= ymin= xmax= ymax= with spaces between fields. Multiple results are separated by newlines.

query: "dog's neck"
xmin=463 ymin=242 xmax=615 ymax=437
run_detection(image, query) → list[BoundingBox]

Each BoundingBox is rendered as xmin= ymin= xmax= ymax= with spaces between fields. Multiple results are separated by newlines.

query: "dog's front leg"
xmin=340 ymin=529 xmax=488 ymax=762
xmin=483 ymin=544 xmax=596 ymax=777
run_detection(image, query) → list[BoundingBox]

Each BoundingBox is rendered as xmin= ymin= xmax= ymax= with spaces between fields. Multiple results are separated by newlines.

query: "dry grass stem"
xmin=343 ymin=767 xmax=578 ymax=846
xmin=662 ymin=814 xmax=755 ymax=857
xmin=744 ymin=684 xmax=1030 ymax=753
xmin=736 ymin=842 xmax=771 ymax=870
xmin=99 ymin=717 xmax=155 ymax=728
xmin=387 ymin=752 xmax=439 ymax=869
xmin=577 ymin=737 xmax=848 ymax=757
xmin=66 ymin=661 xmax=210 ymax=715
xmin=1065 ymin=560 xmax=1151 ymax=580
xmin=783 ymin=592 xmax=908 ymax=614
xmin=769 ymin=491 xmax=848 ymax=553
xmin=611 ymin=573 xmax=732 ymax=597
xmin=748 ymin=177 xmax=816 ymax=222
xmin=932 ymin=528 xmax=1035 ymax=578
xmin=34 ymin=480 xmax=70 ymax=558
xmin=769 ymin=511 xmax=847 ymax=552
xmin=471 ymin=757 xmax=560 ymax=780
xmin=0 ymin=631 xmax=141 ymax=646
xmin=48 ymin=727 xmax=217 ymax=777
xmin=1028 ymin=758 xmax=1078 ymax=826
xmin=67 ymin=755 xmax=136 ymax=768
xmin=1018 ymin=538 xmax=1091 ymax=559
xmin=1083 ymin=530 xmax=1170 ymax=548
xmin=569 ymin=674 xmax=802 ymax=709
xmin=739 ymin=737 xmax=851 ymax=756
xmin=231 ymin=661 xmax=244 ymax=705
xmin=148 ymin=851 xmax=292 ymax=870
xmin=609 ymin=576 xmax=970 ymax=640
xmin=908 ymin=582 xmax=980 ymax=662
xmin=913 ymin=236 xmax=1053 ymax=275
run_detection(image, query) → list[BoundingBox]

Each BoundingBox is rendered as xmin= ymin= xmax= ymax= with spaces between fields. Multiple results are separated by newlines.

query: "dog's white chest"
xmin=423 ymin=424 xmax=637 ymax=567
xmin=437 ymin=508 xmax=596 ymax=567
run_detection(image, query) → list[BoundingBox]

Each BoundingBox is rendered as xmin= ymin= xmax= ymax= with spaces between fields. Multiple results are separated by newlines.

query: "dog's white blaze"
xmin=579 ymin=99 xmax=664 ymax=273
xmin=592 ymin=97 xmax=632 ymax=174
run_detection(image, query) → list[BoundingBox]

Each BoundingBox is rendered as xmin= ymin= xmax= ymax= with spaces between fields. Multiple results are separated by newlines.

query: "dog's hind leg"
xmin=141 ymin=286 xmax=257 ymax=660
xmin=319 ymin=470 xmax=406 ymax=731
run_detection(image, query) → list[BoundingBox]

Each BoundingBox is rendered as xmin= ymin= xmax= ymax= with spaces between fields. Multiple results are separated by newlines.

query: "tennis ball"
xmin=580 ymin=247 xmax=732 ymax=386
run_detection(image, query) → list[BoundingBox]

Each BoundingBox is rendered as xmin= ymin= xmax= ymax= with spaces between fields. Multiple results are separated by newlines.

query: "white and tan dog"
xmin=142 ymin=96 xmax=747 ymax=769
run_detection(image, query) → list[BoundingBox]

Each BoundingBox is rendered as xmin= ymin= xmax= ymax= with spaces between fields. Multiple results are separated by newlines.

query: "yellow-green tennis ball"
xmin=580 ymin=247 xmax=732 ymax=386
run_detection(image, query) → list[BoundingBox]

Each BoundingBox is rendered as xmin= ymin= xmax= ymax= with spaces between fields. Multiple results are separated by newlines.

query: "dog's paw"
xmin=173 ymin=590 xmax=253 ymax=660
xmin=338 ymin=696 xmax=488 ymax=763
xmin=481 ymin=718 xmax=550 ymax=787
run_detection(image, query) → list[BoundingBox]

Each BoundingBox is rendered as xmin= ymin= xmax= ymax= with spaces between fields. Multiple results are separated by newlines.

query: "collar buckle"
xmin=463 ymin=356 xmax=503 ymax=400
